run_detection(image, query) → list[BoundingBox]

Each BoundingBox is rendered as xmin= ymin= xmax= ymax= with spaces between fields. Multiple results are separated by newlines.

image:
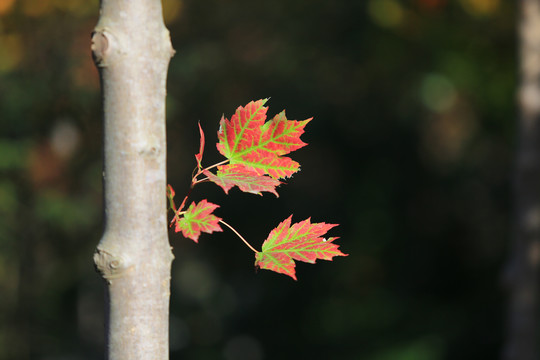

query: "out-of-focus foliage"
xmin=0 ymin=0 xmax=514 ymax=359
xmin=0 ymin=1 xmax=102 ymax=358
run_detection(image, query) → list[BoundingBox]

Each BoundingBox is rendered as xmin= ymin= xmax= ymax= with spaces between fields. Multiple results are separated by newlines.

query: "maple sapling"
xmin=168 ymin=99 xmax=347 ymax=280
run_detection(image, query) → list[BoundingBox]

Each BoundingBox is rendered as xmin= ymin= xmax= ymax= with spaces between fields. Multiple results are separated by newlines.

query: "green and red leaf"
xmin=204 ymin=164 xmax=280 ymax=196
xmin=174 ymin=200 xmax=222 ymax=242
xmin=254 ymin=216 xmax=347 ymax=280
xmin=216 ymin=99 xmax=311 ymax=179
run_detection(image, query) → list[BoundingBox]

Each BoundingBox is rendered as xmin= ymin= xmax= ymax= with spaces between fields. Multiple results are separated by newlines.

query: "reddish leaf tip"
xmin=167 ymin=184 xmax=175 ymax=198
xmin=195 ymin=122 xmax=205 ymax=168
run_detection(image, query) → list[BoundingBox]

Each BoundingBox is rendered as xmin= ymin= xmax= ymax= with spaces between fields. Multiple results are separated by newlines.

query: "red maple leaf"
xmin=254 ymin=216 xmax=347 ymax=280
xmin=174 ymin=200 xmax=222 ymax=242
xmin=216 ymin=99 xmax=311 ymax=179
xmin=204 ymin=164 xmax=280 ymax=196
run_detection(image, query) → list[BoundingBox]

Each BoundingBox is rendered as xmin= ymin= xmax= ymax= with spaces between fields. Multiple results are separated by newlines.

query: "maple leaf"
xmin=216 ymin=99 xmax=311 ymax=179
xmin=254 ymin=216 xmax=347 ymax=280
xmin=204 ymin=164 xmax=280 ymax=196
xmin=174 ymin=200 xmax=222 ymax=242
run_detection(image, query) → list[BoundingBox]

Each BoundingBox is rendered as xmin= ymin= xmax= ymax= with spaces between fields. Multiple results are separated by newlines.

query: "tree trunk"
xmin=91 ymin=1 xmax=175 ymax=359
xmin=504 ymin=1 xmax=540 ymax=359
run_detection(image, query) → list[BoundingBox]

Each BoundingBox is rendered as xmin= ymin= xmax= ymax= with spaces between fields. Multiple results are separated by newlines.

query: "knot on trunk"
xmin=91 ymin=31 xmax=109 ymax=67
xmin=94 ymin=247 xmax=132 ymax=282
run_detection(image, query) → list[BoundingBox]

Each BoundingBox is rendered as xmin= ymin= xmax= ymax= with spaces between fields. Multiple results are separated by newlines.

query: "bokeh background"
xmin=0 ymin=0 xmax=515 ymax=359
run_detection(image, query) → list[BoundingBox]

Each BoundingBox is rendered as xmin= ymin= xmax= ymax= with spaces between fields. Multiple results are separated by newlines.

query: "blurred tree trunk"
xmin=504 ymin=1 xmax=540 ymax=359
xmin=91 ymin=0 xmax=175 ymax=359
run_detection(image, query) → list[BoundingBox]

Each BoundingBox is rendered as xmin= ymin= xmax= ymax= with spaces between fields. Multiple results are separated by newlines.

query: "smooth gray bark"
xmin=504 ymin=1 xmax=540 ymax=359
xmin=91 ymin=1 xmax=175 ymax=359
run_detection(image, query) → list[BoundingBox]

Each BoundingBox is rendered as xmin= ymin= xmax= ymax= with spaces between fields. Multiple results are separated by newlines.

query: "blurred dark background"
xmin=0 ymin=0 xmax=515 ymax=359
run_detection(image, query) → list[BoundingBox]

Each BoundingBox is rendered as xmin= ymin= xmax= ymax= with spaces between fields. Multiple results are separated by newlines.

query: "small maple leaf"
xmin=204 ymin=164 xmax=281 ymax=196
xmin=217 ymin=99 xmax=311 ymax=179
xmin=254 ymin=216 xmax=347 ymax=280
xmin=174 ymin=200 xmax=223 ymax=242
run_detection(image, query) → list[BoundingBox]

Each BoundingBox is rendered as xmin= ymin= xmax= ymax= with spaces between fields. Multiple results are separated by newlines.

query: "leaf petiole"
xmin=189 ymin=160 xmax=229 ymax=189
xmin=219 ymin=219 xmax=258 ymax=254
xmin=191 ymin=177 xmax=210 ymax=186
xmin=195 ymin=159 xmax=229 ymax=178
